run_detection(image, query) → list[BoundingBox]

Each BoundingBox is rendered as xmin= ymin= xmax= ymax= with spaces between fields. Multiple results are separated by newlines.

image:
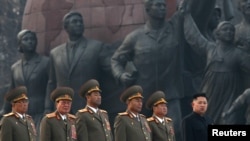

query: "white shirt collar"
xmin=59 ymin=113 xmax=67 ymax=120
xmin=130 ymin=112 xmax=139 ymax=118
xmin=87 ymin=105 xmax=98 ymax=113
xmin=16 ymin=112 xmax=25 ymax=119
xmin=155 ymin=115 xmax=164 ymax=123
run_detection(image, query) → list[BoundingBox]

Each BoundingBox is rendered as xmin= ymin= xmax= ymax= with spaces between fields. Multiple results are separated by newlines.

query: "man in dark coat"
xmin=181 ymin=93 xmax=214 ymax=141
xmin=75 ymin=79 xmax=113 ymax=141
xmin=40 ymin=87 xmax=77 ymax=141
xmin=45 ymin=11 xmax=109 ymax=114
xmin=146 ymin=91 xmax=175 ymax=141
xmin=114 ymin=85 xmax=151 ymax=141
xmin=0 ymin=86 xmax=37 ymax=141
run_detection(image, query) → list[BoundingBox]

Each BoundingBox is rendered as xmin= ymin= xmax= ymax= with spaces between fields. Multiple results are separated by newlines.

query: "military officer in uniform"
xmin=75 ymin=79 xmax=113 ymax=141
xmin=146 ymin=91 xmax=175 ymax=141
xmin=0 ymin=86 xmax=37 ymax=141
xmin=114 ymin=85 xmax=151 ymax=141
xmin=40 ymin=87 xmax=77 ymax=141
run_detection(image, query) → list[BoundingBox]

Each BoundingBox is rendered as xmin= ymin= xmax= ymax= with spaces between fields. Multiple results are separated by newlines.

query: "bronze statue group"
xmin=0 ymin=0 xmax=250 ymax=141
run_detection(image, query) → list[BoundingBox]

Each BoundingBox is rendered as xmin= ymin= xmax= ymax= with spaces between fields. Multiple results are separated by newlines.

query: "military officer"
xmin=40 ymin=87 xmax=77 ymax=141
xmin=114 ymin=85 xmax=151 ymax=141
xmin=75 ymin=79 xmax=113 ymax=141
xmin=146 ymin=91 xmax=175 ymax=141
xmin=0 ymin=86 xmax=37 ymax=141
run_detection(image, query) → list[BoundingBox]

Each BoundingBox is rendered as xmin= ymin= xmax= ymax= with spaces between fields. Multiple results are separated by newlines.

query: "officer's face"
xmin=87 ymin=91 xmax=102 ymax=108
xmin=56 ymin=100 xmax=72 ymax=115
xmin=128 ymin=98 xmax=143 ymax=113
xmin=153 ymin=103 xmax=167 ymax=117
xmin=65 ymin=14 xmax=84 ymax=37
xmin=20 ymin=32 xmax=37 ymax=53
xmin=192 ymin=97 xmax=208 ymax=115
xmin=13 ymin=99 xmax=29 ymax=114
xmin=147 ymin=0 xmax=166 ymax=19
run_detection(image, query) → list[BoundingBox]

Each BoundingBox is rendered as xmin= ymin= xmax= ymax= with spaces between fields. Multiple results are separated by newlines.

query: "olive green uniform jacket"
xmin=0 ymin=112 xmax=37 ymax=141
xmin=40 ymin=111 xmax=77 ymax=141
xmin=147 ymin=116 xmax=175 ymax=141
xmin=114 ymin=111 xmax=151 ymax=141
xmin=75 ymin=107 xmax=113 ymax=141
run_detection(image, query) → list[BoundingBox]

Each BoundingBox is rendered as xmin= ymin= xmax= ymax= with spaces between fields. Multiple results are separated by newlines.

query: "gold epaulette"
xmin=100 ymin=109 xmax=107 ymax=113
xmin=118 ymin=112 xmax=128 ymax=116
xmin=78 ymin=108 xmax=88 ymax=113
xmin=25 ymin=114 xmax=32 ymax=118
xmin=46 ymin=113 xmax=57 ymax=118
xmin=139 ymin=114 xmax=146 ymax=117
xmin=68 ymin=114 xmax=76 ymax=119
xmin=165 ymin=117 xmax=172 ymax=122
xmin=3 ymin=112 xmax=15 ymax=117
xmin=147 ymin=117 xmax=155 ymax=122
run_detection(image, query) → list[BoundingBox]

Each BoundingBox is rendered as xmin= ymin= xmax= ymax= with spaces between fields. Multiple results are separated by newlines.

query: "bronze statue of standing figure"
xmin=0 ymin=29 xmax=49 ymax=141
xmin=45 ymin=11 xmax=110 ymax=115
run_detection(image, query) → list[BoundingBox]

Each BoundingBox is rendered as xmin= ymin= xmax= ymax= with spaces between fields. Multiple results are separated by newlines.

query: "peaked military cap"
xmin=5 ymin=86 xmax=28 ymax=103
xmin=120 ymin=85 xmax=143 ymax=103
xmin=79 ymin=79 xmax=102 ymax=97
xmin=146 ymin=91 xmax=167 ymax=109
xmin=50 ymin=87 xmax=74 ymax=102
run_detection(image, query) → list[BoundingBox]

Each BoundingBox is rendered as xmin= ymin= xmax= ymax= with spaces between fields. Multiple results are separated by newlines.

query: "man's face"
xmin=13 ymin=99 xmax=29 ymax=114
xmin=56 ymin=100 xmax=72 ymax=115
xmin=153 ymin=103 xmax=167 ymax=117
xmin=127 ymin=98 xmax=143 ymax=113
xmin=87 ymin=91 xmax=102 ymax=108
xmin=20 ymin=32 xmax=37 ymax=53
xmin=147 ymin=0 xmax=166 ymax=19
xmin=65 ymin=14 xmax=84 ymax=37
xmin=192 ymin=97 xmax=208 ymax=115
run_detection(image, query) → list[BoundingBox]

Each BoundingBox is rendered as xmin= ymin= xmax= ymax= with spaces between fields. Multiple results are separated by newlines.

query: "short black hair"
xmin=192 ymin=93 xmax=207 ymax=100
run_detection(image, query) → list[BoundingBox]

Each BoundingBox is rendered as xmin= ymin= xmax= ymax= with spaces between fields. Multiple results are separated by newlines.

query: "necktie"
xmin=162 ymin=121 xmax=165 ymax=125
xmin=22 ymin=115 xmax=26 ymax=122
xmin=136 ymin=115 xmax=140 ymax=122
xmin=63 ymin=118 xmax=67 ymax=124
xmin=68 ymin=43 xmax=76 ymax=64
xmin=23 ymin=62 xmax=30 ymax=78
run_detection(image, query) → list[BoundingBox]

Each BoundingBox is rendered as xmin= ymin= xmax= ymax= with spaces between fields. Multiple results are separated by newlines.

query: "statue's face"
xmin=20 ymin=32 xmax=37 ymax=53
xmin=147 ymin=0 xmax=166 ymax=20
xmin=65 ymin=14 xmax=84 ymax=37
xmin=208 ymin=8 xmax=221 ymax=30
xmin=240 ymin=0 xmax=250 ymax=18
xmin=217 ymin=23 xmax=235 ymax=42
